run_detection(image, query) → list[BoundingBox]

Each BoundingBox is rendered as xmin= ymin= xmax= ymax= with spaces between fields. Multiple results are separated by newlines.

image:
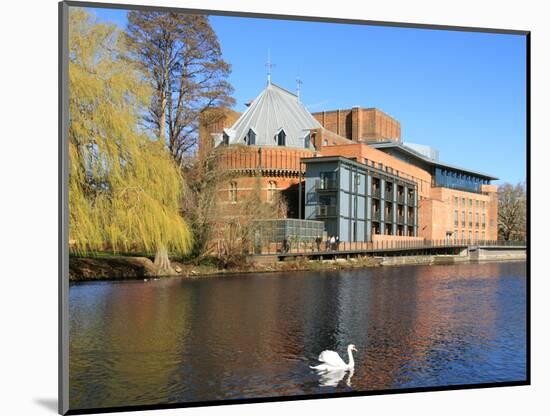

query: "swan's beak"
xmin=352 ymin=346 xmax=357 ymax=352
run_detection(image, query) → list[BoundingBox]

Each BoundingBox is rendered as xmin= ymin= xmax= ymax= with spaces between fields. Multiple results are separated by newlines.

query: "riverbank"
xmin=69 ymin=250 xmax=526 ymax=282
xmin=69 ymin=255 xmax=380 ymax=281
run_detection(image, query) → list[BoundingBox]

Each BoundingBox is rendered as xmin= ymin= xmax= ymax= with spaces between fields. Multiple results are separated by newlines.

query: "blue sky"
xmin=89 ymin=6 xmax=527 ymax=184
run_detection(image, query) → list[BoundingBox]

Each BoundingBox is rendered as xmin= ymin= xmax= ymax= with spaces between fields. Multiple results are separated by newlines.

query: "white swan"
xmin=310 ymin=344 xmax=357 ymax=371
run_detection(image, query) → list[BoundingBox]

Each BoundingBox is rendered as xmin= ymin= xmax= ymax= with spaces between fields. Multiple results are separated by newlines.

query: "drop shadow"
xmin=34 ymin=398 xmax=58 ymax=413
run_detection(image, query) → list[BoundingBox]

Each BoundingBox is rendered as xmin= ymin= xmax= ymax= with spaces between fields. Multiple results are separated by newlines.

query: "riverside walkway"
xmin=253 ymin=239 xmax=527 ymax=261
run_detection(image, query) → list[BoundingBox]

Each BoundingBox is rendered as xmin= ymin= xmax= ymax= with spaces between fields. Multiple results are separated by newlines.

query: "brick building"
xmin=312 ymin=107 xmax=401 ymax=143
xmin=199 ymin=80 xmax=498 ymax=243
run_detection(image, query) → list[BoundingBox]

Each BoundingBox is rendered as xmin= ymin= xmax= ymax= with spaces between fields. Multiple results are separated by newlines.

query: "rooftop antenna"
xmin=265 ymin=49 xmax=275 ymax=84
xmin=296 ymin=75 xmax=303 ymax=99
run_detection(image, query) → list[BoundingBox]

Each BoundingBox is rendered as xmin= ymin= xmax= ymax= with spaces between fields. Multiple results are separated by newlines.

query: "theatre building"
xmin=199 ymin=79 xmax=498 ymax=244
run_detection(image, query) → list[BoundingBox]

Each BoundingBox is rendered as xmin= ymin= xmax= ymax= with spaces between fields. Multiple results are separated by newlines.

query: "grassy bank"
xmin=69 ymin=255 xmax=380 ymax=281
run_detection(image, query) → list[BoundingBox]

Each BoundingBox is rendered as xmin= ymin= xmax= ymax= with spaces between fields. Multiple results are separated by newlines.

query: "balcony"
xmin=315 ymin=205 xmax=337 ymax=218
xmin=397 ymin=194 xmax=405 ymax=204
xmin=371 ymin=210 xmax=381 ymax=221
xmin=385 ymin=191 xmax=393 ymax=200
xmin=372 ymin=188 xmax=381 ymax=199
xmin=315 ymin=178 xmax=338 ymax=191
xmin=397 ymin=215 xmax=405 ymax=224
xmin=407 ymin=194 xmax=415 ymax=206
xmin=407 ymin=216 xmax=415 ymax=224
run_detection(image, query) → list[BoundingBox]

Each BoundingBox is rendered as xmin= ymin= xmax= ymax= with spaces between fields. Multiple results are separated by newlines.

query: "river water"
xmin=69 ymin=261 xmax=527 ymax=410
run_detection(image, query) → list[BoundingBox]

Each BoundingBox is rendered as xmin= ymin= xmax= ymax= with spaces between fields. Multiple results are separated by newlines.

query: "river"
xmin=69 ymin=261 xmax=527 ymax=410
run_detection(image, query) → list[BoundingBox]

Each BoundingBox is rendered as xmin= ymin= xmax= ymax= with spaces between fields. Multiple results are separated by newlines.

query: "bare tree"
xmin=498 ymin=182 xmax=527 ymax=241
xmin=217 ymin=174 xmax=288 ymax=266
xmin=180 ymin=146 xmax=235 ymax=259
xmin=125 ymin=11 xmax=234 ymax=163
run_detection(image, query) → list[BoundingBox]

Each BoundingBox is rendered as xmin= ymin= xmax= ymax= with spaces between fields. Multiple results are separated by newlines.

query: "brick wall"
xmin=198 ymin=108 xmax=241 ymax=156
xmin=312 ymin=107 xmax=401 ymax=143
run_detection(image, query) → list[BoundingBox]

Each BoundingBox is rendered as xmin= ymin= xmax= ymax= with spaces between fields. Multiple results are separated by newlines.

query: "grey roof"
xmin=215 ymin=81 xmax=322 ymax=149
xmin=370 ymin=141 xmax=498 ymax=180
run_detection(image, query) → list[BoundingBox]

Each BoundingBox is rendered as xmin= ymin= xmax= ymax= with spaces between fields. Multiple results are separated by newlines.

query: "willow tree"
xmin=68 ymin=9 xmax=192 ymax=272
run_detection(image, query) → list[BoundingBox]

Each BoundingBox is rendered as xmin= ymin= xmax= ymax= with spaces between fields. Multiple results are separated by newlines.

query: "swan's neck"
xmin=347 ymin=347 xmax=355 ymax=368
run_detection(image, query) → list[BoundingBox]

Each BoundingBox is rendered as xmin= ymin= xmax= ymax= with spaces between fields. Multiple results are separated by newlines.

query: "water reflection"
xmin=314 ymin=368 xmax=354 ymax=388
xmin=69 ymin=262 xmax=527 ymax=410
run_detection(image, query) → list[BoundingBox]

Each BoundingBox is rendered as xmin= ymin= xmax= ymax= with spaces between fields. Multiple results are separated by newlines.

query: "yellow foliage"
xmin=68 ymin=9 xmax=192 ymax=256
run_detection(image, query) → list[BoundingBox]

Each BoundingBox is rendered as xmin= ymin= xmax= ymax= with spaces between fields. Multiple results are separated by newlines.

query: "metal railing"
xmin=315 ymin=205 xmax=338 ymax=217
xmin=252 ymin=239 xmax=527 ymax=256
xmin=315 ymin=179 xmax=338 ymax=191
xmin=372 ymin=188 xmax=381 ymax=198
xmin=372 ymin=210 xmax=381 ymax=221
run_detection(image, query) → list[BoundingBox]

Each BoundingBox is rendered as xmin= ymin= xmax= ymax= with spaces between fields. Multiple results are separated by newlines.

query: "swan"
xmin=310 ymin=344 xmax=357 ymax=371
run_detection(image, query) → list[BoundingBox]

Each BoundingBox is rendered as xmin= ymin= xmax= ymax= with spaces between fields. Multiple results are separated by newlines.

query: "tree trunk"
xmin=153 ymin=246 xmax=175 ymax=276
xmin=159 ymin=91 xmax=166 ymax=142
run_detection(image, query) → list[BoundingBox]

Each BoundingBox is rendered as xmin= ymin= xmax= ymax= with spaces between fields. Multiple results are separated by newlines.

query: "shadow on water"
xmin=68 ymin=261 xmax=527 ymax=410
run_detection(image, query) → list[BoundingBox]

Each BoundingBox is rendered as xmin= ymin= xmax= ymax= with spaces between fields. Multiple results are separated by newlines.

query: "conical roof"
xmin=219 ymin=81 xmax=321 ymax=149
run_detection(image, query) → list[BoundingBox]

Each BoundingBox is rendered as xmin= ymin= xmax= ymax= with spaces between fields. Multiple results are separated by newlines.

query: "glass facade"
xmin=434 ymin=167 xmax=490 ymax=193
xmin=254 ymin=219 xmax=325 ymax=242
xmin=304 ymin=158 xmax=418 ymax=242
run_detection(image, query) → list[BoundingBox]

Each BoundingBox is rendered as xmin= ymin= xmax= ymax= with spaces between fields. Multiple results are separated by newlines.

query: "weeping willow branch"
xmin=68 ymin=9 xmax=192 ymax=258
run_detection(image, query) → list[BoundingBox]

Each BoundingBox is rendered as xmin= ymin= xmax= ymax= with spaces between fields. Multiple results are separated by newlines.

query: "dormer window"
xmin=245 ymin=128 xmax=256 ymax=145
xmin=304 ymin=133 xmax=311 ymax=149
xmin=222 ymin=132 xmax=229 ymax=145
xmin=276 ymin=129 xmax=286 ymax=146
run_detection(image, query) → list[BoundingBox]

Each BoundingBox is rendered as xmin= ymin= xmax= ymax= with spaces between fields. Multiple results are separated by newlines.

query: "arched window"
xmin=245 ymin=129 xmax=256 ymax=145
xmin=229 ymin=181 xmax=238 ymax=203
xmin=267 ymin=181 xmax=277 ymax=203
xmin=276 ymin=129 xmax=286 ymax=146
